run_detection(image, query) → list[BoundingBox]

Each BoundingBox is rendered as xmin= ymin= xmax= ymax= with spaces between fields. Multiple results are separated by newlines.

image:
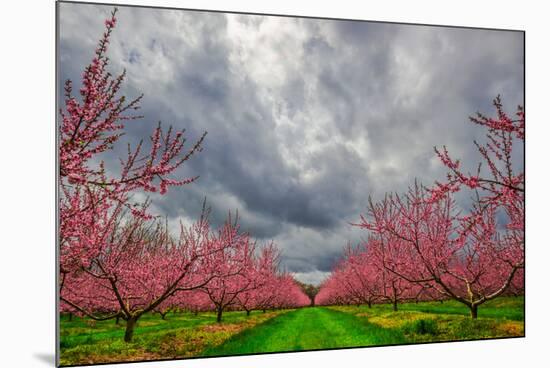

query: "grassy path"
xmin=202 ymin=307 xmax=405 ymax=356
xmin=59 ymin=297 xmax=523 ymax=364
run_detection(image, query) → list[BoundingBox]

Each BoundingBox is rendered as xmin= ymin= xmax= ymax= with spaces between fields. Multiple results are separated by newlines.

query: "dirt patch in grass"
xmin=60 ymin=344 xmax=157 ymax=366
xmin=497 ymin=321 xmax=524 ymax=336
xmin=368 ymin=312 xmax=436 ymax=329
xmin=107 ymin=352 xmax=159 ymax=363
xmin=135 ymin=321 xmax=159 ymax=327
xmin=201 ymin=323 xmax=242 ymax=334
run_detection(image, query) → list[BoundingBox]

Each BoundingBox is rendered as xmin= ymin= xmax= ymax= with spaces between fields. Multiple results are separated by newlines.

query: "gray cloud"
xmin=58 ymin=3 xmax=524 ymax=286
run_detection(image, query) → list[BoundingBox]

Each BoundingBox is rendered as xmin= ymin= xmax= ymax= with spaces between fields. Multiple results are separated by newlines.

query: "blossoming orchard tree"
xmin=61 ymin=208 xmax=242 ymax=341
xmin=176 ymin=289 xmax=213 ymax=315
xmin=273 ymin=275 xmax=311 ymax=309
xmin=250 ymin=274 xmax=287 ymax=312
xmin=236 ymin=243 xmax=281 ymax=316
xmin=58 ymin=9 xmax=323 ymax=349
xmin=253 ymin=273 xmax=311 ymax=311
xmin=316 ymin=241 xmax=416 ymax=310
xmin=316 ymin=245 xmax=379 ymax=307
xmin=199 ymin=214 xmax=266 ymax=323
xmin=60 ymin=8 xmax=206 ymax=271
xmin=58 ymin=9 xmax=215 ymax=341
xmin=356 ymin=98 xmax=524 ymax=318
xmin=367 ymin=237 xmax=419 ymax=311
xmin=318 ymin=98 xmax=523 ymax=317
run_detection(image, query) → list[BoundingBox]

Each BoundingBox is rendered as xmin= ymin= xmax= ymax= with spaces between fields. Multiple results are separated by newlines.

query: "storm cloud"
xmin=58 ymin=3 xmax=524 ymax=285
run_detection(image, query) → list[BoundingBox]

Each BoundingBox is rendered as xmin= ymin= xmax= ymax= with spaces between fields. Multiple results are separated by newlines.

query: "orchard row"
xmin=59 ymin=9 xmax=309 ymax=343
xmin=317 ymin=97 xmax=524 ymax=317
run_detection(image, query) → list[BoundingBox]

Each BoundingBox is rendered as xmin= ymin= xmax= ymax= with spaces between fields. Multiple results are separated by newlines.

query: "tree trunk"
xmin=160 ymin=312 xmax=167 ymax=320
xmin=216 ymin=307 xmax=223 ymax=323
xmin=262 ymin=309 xmax=266 ymax=313
xmin=194 ymin=310 xmax=198 ymax=316
xmin=393 ymin=300 xmax=398 ymax=311
xmin=470 ymin=305 xmax=478 ymax=319
xmin=68 ymin=313 xmax=73 ymax=322
xmin=246 ymin=310 xmax=251 ymax=316
xmin=115 ymin=315 xmax=120 ymax=325
xmin=124 ymin=317 xmax=137 ymax=342
xmin=367 ymin=301 xmax=372 ymax=309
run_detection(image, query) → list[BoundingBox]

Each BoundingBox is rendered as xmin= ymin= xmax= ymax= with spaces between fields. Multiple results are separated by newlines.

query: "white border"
xmin=1 ymin=1 xmax=547 ymax=367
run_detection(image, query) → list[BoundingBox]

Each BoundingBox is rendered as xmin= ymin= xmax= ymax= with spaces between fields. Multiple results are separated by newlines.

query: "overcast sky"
xmin=58 ymin=2 xmax=524 ymax=285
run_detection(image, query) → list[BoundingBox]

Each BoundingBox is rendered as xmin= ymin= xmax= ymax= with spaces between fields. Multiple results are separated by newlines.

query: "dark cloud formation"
xmin=58 ymin=3 xmax=524 ymax=285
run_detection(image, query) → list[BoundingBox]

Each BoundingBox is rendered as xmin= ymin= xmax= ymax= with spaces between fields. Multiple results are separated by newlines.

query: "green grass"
xmin=202 ymin=307 xmax=406 ymax=356
xmin=59 ymin=296 xmax=524 ymax=365
xmin=330 ymin=296 xmax=523 ymax=321
xmin=59 ymin=309 xmax=288 ymax=366
xmin=385 ymin=296 xmax=524 ymax=321
xmin=329 ymin=296 xmax=524 ymax=343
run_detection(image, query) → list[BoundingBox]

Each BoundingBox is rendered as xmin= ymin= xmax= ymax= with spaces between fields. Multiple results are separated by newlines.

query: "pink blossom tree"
xmin=430 ymin=96 xmax=524 ymax=204
xmin=429 ymin=96 xmax=524 ymax=272
xmin=59 ymin=8 xmax=206 ymax=275
xmin=338 ymin=244 xmax=384 ymax=308
xmin=60 ymin=208 xmax=234 ymax=341
xmin=320 ymin=98 xmax=523 ymax=317
xmin=236 ymin=243 xmax=281 ymax=316
xmin=316 ymin=240 xmax=416 ymax=310
xmin=59 ymin=9 xmax=213 ymax=341
xmin=175 ymin=289 xmax=214 ymax=315
xmin=270 ymin=275 xmax=311 ymax=309
xmin=315 ymin=275 xmax=345 ymax=306
xmin=198 ymin=214 xmax=259 ymax=323
xmin=358 ymin=182 xmax=523 ymax=318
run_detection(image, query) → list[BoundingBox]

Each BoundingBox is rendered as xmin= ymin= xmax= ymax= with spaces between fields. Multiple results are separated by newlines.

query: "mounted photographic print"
xmin=57 ymin=1 xmax=525 ymax=366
